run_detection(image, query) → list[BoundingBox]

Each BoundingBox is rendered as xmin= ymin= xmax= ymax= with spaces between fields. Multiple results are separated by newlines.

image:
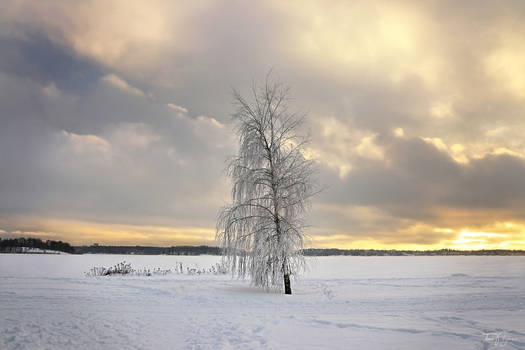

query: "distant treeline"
xmin=2 ymin=238 xmax=525 ymax=256
xmin=74 ymin=246 xmax=525 ymax=256
xmin=0 ymin=237 xmax=75 ymax=254
xmin=75 ymin=245 xmax=221 ymax=255
xmin=302 ymin=248 xmax=525 ymax=256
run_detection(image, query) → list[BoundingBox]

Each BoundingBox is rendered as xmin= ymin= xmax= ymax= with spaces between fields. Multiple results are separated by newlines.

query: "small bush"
xmin=85 ymin=261 xmax=227 ymax=277
xmin=85 ymin=261 xmax=171 ymax=277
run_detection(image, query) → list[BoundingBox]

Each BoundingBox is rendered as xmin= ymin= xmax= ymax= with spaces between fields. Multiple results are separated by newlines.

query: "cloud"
xmin=429 ymin=101 xmax=455 ymax=119
xmin=61 ymin=131 xmax=111 ymax=156
xmin=327 ymin=137 xmax=525 ymax=224
xmin=109 ymin=123 xmax=160 ymax=149
xmin=1 ymin=0 xmax=525 ymax=248
xmin=0 ymin=69 xmax=233 ymax=231
xmin=276 ymin=0 xmax=444 ymax=88
xmin=393 ymin=128 xmax=405 ymax=138
xmin=308 ymin=116 xmax=388 ymax=179
xmin=42 ymin=82 xmax=61 ymax=98
xmin=3 ymin=0 xmax=184 ymax=70
xmin=484 ymin=33 xmax=525 ymax=100
xmin=100 ymin=74 xmax=146 ymax=97
xmin=166 ymin=103 xmax=189 ymax=116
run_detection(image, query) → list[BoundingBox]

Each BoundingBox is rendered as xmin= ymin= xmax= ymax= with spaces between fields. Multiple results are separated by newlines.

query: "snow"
xmin=4 ymin=247 xmax=68 ymax=254
xmin=1 ymin=254 xmax=524 ymax=349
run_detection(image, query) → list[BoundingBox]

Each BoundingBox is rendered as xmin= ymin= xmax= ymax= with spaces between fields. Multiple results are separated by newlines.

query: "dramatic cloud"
xmin=1 ymin=0 xmax=524 ymax=249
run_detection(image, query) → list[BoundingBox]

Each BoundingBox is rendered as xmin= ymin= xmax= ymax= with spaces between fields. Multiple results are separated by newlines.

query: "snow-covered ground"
xmin=2 ymin=247 xmax=68 ymax=254
xmin=1 ymin=254 xmax=524 ymax=349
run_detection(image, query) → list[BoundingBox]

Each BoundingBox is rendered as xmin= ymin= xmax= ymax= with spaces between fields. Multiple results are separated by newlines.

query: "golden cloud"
xmin=485 ymin=33 xmax=525 ymax=99
xmin=274 ymin=0 xmax=444 ymax=88
xmin=0 ymin=217 xmax=215 ymax=246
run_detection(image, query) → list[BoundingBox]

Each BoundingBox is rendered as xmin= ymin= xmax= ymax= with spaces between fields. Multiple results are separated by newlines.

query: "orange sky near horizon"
xmin=2 ymin=217 xmax=525 ymax=250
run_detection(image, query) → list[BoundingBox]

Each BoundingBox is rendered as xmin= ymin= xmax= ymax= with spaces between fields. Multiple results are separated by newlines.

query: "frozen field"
xmin=1 ymin=254 xmax=524 ymax=349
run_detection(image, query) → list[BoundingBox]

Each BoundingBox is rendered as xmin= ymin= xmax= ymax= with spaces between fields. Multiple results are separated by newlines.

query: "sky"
xmin=1 ymin=0 xmax=525 ymax=250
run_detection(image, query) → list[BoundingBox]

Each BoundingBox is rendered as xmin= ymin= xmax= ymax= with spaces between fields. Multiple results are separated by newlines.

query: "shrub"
xmin=84 ymin=261 xmax=227 ymax=277
xmin=85 ymin=261 xmax=171 ymax=277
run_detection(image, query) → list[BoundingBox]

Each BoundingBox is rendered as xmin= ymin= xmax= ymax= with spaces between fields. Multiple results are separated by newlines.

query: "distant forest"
xmin=75 ymin=244 xmax=221 ymax=255
xmin=76 ymin=245 xmax=525 ymax=256
xmin=0 ymin=237 xmax=75 ymax=254
xmin=2 ymin=237 xmax=524 ymax=255
xmin=302 ymin=248 xmax=525 ymax=256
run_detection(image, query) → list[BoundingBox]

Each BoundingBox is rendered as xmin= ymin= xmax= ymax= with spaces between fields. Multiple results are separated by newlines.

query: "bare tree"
xmin=217 ymin=75 xmax=317 ymax=294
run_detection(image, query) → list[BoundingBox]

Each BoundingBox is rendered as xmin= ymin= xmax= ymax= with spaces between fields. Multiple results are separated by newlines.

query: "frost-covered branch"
xmin=217 ymin=75 xmax=318 ymax=294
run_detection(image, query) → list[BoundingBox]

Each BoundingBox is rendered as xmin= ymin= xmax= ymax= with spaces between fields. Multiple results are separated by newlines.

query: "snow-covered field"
xmin=1 ymin=254 xmax=524 ymax=349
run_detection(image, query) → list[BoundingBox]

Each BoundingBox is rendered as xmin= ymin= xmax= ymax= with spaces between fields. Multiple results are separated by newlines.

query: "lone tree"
xmin=217 ymin=76 xmax=317 ymax=294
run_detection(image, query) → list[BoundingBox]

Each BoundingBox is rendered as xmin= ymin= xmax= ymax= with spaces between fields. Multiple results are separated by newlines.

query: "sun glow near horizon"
xmin=4 ymin=217 xmax=524 ymax=251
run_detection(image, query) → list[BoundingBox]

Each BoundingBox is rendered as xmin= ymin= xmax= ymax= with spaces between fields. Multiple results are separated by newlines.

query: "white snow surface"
xmin=1 ymin=254 xmax=524 ymax=349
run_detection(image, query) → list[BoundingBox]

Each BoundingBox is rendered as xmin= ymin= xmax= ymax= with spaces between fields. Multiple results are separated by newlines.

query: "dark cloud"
xmin=325 ymin=137 xmax=525 ymax=224
xmin=0 ymin=69 xmax=233 ymax=228
xmin=0 ymin=31 xmax=103 ymax=92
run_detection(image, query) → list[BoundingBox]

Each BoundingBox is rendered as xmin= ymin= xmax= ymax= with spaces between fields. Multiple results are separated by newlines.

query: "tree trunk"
xmin=284 ymin=273 xmax=292 ymax=294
